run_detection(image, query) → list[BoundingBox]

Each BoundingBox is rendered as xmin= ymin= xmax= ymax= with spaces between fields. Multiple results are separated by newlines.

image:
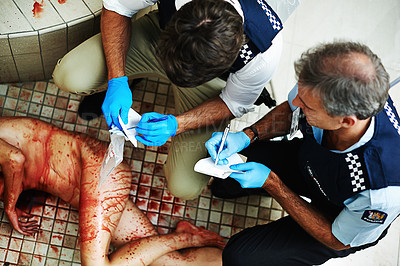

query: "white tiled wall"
xmin=271 ymin=0 xmax=400 ymax=104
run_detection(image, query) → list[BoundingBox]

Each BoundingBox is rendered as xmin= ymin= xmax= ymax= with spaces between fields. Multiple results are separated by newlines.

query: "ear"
xmin=340 ymin=115 xmax=357 ymax=128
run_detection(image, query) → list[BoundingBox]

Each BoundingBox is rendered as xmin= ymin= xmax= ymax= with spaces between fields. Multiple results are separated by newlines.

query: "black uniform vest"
xmin=297 ymin=97 xmax=400 ymax=215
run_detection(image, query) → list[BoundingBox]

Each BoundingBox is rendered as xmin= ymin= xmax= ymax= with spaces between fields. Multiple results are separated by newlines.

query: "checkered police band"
xmin=384 ymin=101 xmax=400 ymax=136
xmin=257 ymin=0 xmax=282 ymax=31
xmin=345 ymin=153 xmax=366 ymax=193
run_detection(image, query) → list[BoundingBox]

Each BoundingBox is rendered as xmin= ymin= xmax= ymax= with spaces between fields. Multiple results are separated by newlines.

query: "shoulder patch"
xmin=361 ymin=210 xmax=387 ymax=224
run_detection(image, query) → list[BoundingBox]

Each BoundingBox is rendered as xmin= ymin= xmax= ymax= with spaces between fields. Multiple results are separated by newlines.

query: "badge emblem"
xmin=361 ymin=210 xmax=387 ymax=224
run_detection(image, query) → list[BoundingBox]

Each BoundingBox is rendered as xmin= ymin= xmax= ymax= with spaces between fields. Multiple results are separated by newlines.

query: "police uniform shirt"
xmin=288 ymin=85 xmax=400 ymax=247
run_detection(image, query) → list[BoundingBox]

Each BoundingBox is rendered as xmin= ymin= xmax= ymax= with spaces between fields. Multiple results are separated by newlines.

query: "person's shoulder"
xmin=348 ymin=187 xmax=400 ymax=210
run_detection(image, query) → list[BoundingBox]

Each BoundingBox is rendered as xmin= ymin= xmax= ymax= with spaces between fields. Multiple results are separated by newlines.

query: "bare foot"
xmin=175 ymin=220 xmax=226 ymax=249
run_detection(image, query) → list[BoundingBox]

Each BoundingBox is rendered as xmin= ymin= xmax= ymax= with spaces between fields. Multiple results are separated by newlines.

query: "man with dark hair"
xmin=205 ymin=41 xmax=400 ymax=265
xmin=52 ymin=0 xmax=300 ymax=200
xmin=0 ymin=117 xmax=224 ymax=265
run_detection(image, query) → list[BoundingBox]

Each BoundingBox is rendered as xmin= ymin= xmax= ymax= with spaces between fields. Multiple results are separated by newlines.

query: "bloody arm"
xmin=0 ymin=138 xmax=34 ymax=235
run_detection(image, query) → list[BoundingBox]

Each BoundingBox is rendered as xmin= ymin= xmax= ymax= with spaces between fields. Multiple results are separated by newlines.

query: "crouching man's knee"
xmin=52 ymin=34 xmax=107 ymax=95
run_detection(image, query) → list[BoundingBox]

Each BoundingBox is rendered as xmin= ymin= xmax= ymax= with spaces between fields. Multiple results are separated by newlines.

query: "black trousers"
xmin=215 ymin=139 xmax=385 ymax=266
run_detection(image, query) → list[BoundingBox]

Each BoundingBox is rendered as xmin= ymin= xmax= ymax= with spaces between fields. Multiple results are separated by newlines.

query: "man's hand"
xmin=205 ymin=131 xmax=250 ymax=165
xmin=135 ymin=112 xmax=178 ymax=146
xmin=229 ymin=162 xmax=271 ymax=188
xmin=102 ymin=76 xmax=132 ymax=130
xmin=5 ymin=207 xmax=39 ymax=236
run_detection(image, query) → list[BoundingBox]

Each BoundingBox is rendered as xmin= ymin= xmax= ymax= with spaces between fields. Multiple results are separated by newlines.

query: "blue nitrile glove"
xmin=229 ymin=162 xmax=271 ymax=188
xmin=102 ymin=76 xmax=132 ymax=130
xmin=135 ymin=112 xmax=178 ymax=146
xmin=205 ymin=131 xmax=251 ymax=165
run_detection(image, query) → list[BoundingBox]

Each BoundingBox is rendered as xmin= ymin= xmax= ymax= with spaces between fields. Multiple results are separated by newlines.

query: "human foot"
xmin=175 ymin=220 xmax=226 ymax=249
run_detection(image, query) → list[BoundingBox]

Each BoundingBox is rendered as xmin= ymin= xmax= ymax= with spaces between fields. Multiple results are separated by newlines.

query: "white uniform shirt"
xmin=102 ymin=0 xmax=283 ymax=118
xmin=288 ymin=85 xmax=400 ymax=247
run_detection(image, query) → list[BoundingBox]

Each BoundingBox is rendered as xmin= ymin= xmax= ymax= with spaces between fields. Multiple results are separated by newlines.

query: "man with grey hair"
xmin=205 ymin=41 xmax=400 ymax=265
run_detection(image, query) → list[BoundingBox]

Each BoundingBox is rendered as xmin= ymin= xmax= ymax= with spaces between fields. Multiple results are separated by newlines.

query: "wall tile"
xmin=13 ymin=53 xmax=44 ymax=81
xmin=67 ymin=15 xmax=94 ymax=51
xmin=0 ymin=35 xmax=11 ymax=57
xmin=9 ymin=31 xmax=40 ymax=55
xmin=0 ymin=55 xmax=19 ymax=83
xmin=0 ymin=0 xmax=32 ymax=34
xmin=13 ymin=0 xmax=64 ymax=31
xmin=51 ymin=0 xmax=91 ymax=22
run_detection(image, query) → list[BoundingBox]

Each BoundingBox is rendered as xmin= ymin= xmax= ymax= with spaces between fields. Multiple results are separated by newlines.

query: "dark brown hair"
xmin=156 ymin=0 xmax=244 ymax=87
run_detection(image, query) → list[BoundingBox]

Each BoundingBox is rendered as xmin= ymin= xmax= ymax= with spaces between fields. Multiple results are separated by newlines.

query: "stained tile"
xmin=223 ymin=201 xmax=235 ymax=213
xmin=37 ymin=230 xmax=51 ymax=244
xmin=0 ymin=235 xmax=10 ymax=248
xmin=5 ymin=249 xmax=19 ymax=264
xmin=137 ymin=186 xmax=151 ymax=199
xmin=51 ymin=219 xmax=67 ymax=236
xmin=60 ymin=247 xmax=74 ymax=261
xmin=7 ymin=86 xmax=20 ymax=97
xmin=221 ymin=213 xmax=233 ymax=225
xmin=152 ymin=176 xmax=165 ymax=189
xmin=245 ymin=217 xmax=257 ymax=228
xmin=209 ymin=211 xmax=221 ymax=224
xmin=34 ymin=242 xmax=49 ymax=256
xmin=246 ymin=206 xmax=259 ymax=218
xmin=150 ymin=188 xmax=163 ymax=201
xmin=63 ymin=235 xmax=77 ymax=249
xmin=146 ymin=212 xmax=158 ymax=225
xmin=131 ymin=160 xmax=143 ymax=172
xmin=41 ymin=106 xmax=54 ymax=118
xmin=140 ymin=174 xmax=153 ymax=186
xmin=185 ymin=207 xmax=197 ymax=219
xmin=142 ymin=162 xmax=155 ymax=174
xmin=0 ymin=84 xmax=8 ymax=95
xmin=158 ymin=203 xmax=172 ymax=215
xmin=21 ymin=240 xmax=35 ymax=253
xmin=50 ymin=232 xmax=64 ymax=246
xmin=4 ymin=98 xmax=17 ymax=109
xmin=219 ymin=225 xmax=232 ymax=237
xmin=65 ymin=223 xmax=79 ymax=236
xmin=197 ymin=209 xmax=209 ymax=222
xmin=18 ymin=253 xmax=33 ymax=265
xmin=148 ymin=200 xmax=160 ymax=212
xmin=271 ymin=198 xmax=283 ymax=210
xmin=135 ymin=198 xmax=148 ymax=211
xmin=199 ymin=197 xmax=210 ymax=209
xmin=0 ymin=248 xmax=5 ymax=261
xmin=31 ymin=254 xmax=46 ymax=266
xmin=68 ymin=211 xmax=79 ymax=223
xmin=162 ymin=190 xmax=174 ymax=202
xmin=42 ymin=206 xmax=56 ymax=219
xmin=270 ymin=209 xmax=283 ymax=221
xmin=16 ymin=100 xmax=29 ymax=113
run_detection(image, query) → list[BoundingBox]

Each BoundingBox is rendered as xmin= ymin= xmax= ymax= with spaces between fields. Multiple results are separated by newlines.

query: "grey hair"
xmin=294 ymin=41 xmax=390 ymax=119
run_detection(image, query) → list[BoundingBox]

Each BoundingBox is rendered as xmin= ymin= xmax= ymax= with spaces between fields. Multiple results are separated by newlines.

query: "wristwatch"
xmin=243 ymin=125 xmax=258 ymax=142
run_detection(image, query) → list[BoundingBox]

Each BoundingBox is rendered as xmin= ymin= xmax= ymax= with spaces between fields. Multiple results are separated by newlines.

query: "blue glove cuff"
xmin=108 ymin=76 xmax=128 ymax=88
xmin=168 ymin=115 xmax=178 ymax=137
xmin=240 ymin=131 xmax=251 ymax=149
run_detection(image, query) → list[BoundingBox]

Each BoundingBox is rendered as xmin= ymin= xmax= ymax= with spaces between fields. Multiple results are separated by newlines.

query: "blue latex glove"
xmin=135 ymin=112 xmax=178 ymax=146
xmin=205 ymin=131 xmax=250 ymax=165
xmin=102 ymin=76 xmax=132 ymax=130
xmin=229 ymin=162 xmax=271 ymax=188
